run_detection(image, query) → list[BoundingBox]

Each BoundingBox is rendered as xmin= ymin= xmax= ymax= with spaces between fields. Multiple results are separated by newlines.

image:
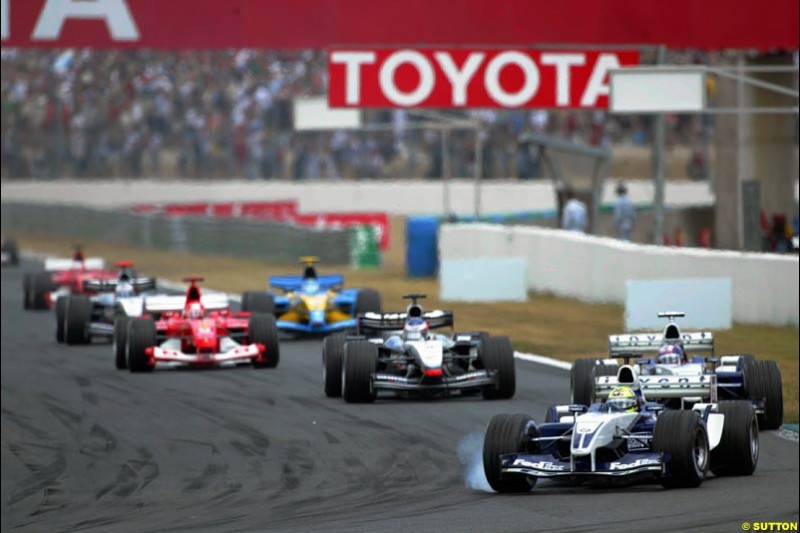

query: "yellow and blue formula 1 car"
xmin=240 ymin=257 xmax=381 ymax=336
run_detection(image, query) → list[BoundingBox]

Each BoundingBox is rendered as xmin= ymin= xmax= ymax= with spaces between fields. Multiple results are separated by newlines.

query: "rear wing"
xmin=608 ymin=332 xmax=714 ymax=355
xmin=44 ymin=257 xmax=105 ymax=271
xmin=357 ymin=310 xmax=454 ymax=334
xmin=269 ymin=275 xmax=344 ymax=292
xmin=83 ymin=277 xmax=157 ymax=293
xmin=595 ymin=373 xmax=716 ymax=401
xmin=144 ymin=293 xmax=229 ymax=314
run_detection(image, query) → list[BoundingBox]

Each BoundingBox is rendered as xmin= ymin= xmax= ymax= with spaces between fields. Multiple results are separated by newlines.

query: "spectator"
xmin=613 ymin=182 xmax=636 ymax=241
xmin=561 ymin=188 xmax=588 ymax=233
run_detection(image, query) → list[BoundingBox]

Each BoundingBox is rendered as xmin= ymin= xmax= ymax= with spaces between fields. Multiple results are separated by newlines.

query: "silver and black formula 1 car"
xmin=322 ymin=294 xmax=516 ymax=403
xmin=484 ymin=366 xmax=760 ymax=493
xmin=56 ymin=263 xmax=157 ymax=358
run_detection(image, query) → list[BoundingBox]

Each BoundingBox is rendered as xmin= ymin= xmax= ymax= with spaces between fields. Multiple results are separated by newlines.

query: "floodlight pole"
xmin=442 ymin=127 xmax=451 ymax=216
xmin=474 ymin=125 xmax=483 ymax=219
xmin=652 ymin=45 xmax=667 ymax=245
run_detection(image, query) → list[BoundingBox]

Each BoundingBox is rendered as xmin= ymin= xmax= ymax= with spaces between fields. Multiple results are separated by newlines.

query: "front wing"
xmin=148 ymin=343 xmax=264 ymax=366
xmin=372 ymin=369 xmax=495 ymax=391
xmin=500 ymin=452 xmax=663 ymax=478
xmin=276 ymin=318 xmax=357 ymax=334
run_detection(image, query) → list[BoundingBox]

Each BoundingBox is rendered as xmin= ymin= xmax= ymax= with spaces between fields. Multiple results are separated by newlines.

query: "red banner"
xmin=328 ymin=49 xmax=639 ymax=109
xmin=2 ymin=0 xmax=797 ymax=50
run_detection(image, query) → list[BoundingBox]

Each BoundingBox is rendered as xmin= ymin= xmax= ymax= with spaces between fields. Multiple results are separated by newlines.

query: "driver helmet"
xmin=658 ymin=343 xmax=684 ymax=365
xmin=403 ymin=318 xmax=429 ymax=341
xmin=607 ymin=386 xmax=640 ymax=413
xmin=186 ymin=302 xmax=204 ymax=319
xmin=116 ymin=281 xmax=135 ymax=298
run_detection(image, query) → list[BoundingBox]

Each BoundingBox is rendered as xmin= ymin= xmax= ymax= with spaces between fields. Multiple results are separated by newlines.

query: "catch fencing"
xmin=1 ymin=202 xmax=351 ymax=264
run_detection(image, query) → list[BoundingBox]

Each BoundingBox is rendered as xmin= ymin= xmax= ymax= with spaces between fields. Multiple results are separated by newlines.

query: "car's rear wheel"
xmin=653 ymin=410 xmax=709 ymax=488
xmin=570 ymin=358 xmax=598 ymax=407
xmin=711 ymin=400 xmax=758 ymax=476
xmin=22 ymin=273 xmax=33 ymax=310
xmin=127 ymin=318 xmax=156 ymax=373
xmin=65 ymin=295 xmax=92 ymax=345
xmin=342 ymin=340 xmax=377 ymax=403
xmin=323 ymin=333 xmax=346 ymax=397
xmin=480 ymin=336 xmax=516 ymax=399
xmin=250 ymin=313 xmax=280 ymax=368
xmin=354 ymin=288 xmax=381 ymax=315
xmin=483 ymin=413 xmax=538 ymax=493
xmin=31 ymin=272 xmax=52 ymax=310
xmin=114 ymin=316 xmax=130 ymax=369
xmin=241 ymin=291 xmax=275 ymax=314
xmin=55 ymin=296 xmax=67 ymax=343
xmin=757 ymin=360 xmax=783 ymax=430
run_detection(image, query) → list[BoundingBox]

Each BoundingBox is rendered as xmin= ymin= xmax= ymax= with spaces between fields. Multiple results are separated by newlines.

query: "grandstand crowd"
xmin=2 ymin=49 xmax=717 ymax=180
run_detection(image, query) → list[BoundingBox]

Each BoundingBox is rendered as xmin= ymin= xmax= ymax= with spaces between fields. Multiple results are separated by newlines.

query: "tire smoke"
xmin=457 ymin=431 xmax=493 ymax=493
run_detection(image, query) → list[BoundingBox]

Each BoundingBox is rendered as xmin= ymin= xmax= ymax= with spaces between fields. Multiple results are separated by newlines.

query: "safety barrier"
xmin=1 ymin=202 xmax=351 ymax=264
xmin=439 ymin=223 xmax=799 ymax=327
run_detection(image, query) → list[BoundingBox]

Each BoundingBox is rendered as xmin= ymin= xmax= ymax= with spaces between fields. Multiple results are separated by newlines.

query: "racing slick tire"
xmin=250 ymin=313 xmax=280 ymax=368
xmin=354 ymin=288 xmax=382 ymax=315
xmin=737 ymin=354 xmax=763 ymax=401
xmin=241 ymin=291 xmax=275 ymax=314
xmin=114 ymin=316 xmax=130 ymax=370
xmin=4 ymin=239 xmax=19 ymax=265
xmin=65 ymin=295 xmax=92 ymax=345
xmin=570 ymin=358 xmax=598 ymax=407
xmin=342 ymin=340 xmax=377 ymax=403
xmin=323 ymin=333 xmax=347 ymax=397
xmin=711 ymin=400 xmax=759 ymax=477
xmin=483 ymin=413 xmax=538 ymax=493
xmin=593 ymin=363 xmax=618 ymax=378
xmin=480 ymin=336 xmax=516 ymax=399
xmin=653 ymin=410 xmax=709 ymax=488
xmin=55 ymin=296 xmax=67 ymax=343
xmin=757 ymin=360 xmax=783 ymax=430
xmin=23 ymin=272 xmax=33 ymax=309
xmin=31 ymin=271 xmax=52 ymax=310
xmin=127 ymin=318 xmax=156 ymax=373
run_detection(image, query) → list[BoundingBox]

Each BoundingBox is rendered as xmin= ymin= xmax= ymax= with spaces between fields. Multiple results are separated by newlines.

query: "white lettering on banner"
xmin=31 ymin=0 xmax=139 ymax=41
xmin=379 ymin=50 xmax=435 ymax=106
xmin=484 ymin=51 xmax=540 ymax=107
xmin=541 ymin=53 xmax=586 ymax=106
xmin=330 ymin=51 xmax=377 ymax=105
xmin=580 ymin=53 xmax=621 ymax=106
xmin=434 ymin=52 xmax=485 ymax=106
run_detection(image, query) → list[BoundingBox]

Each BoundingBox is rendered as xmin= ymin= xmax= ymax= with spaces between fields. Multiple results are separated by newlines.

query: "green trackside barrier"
xmin=349 ymin=225 xmax=381 ymax=269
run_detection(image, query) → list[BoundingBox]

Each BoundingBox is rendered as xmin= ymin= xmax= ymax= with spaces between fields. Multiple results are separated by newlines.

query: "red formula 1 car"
xmin=23 ymin=247 xmax=119 ymax=310
xmin=123 ymin=276 xmax=280 ymax=372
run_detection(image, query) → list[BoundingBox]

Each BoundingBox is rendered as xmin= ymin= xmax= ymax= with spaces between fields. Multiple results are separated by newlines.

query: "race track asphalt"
xmin=2 ymin=261 xmax=798 ymax=532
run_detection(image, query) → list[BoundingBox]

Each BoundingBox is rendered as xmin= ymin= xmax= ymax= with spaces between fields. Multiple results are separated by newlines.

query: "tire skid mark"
xmin=6 ymin=444 xmax=67 ymax=507
xmin=95 ymin=447 xmax=158 ymax=500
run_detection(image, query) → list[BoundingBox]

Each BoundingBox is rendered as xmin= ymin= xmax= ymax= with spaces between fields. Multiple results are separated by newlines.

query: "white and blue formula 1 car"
xmin=322 ymin=294 xmax=515 ymax=402
xmin=484 ymin=365 xmax=759 ymax=493
xmin=570 ymin=312 xmax=783 ymax=429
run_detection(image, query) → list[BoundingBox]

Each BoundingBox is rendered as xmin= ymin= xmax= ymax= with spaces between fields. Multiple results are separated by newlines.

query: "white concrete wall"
xmin=1 ymin=178 xmax=718 ymax=215
xmin=440 ymin=223 xmax=799 ymax=327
